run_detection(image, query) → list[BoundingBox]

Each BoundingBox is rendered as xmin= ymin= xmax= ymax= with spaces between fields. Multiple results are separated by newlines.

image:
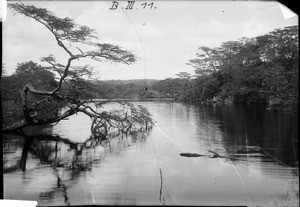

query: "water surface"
xmin=3 ymin=102 xmax=299 ymax=206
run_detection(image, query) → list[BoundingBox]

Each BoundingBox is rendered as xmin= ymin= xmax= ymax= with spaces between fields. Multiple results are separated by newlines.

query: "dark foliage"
xmin=154 ymin=26 xmax=298 ymax=113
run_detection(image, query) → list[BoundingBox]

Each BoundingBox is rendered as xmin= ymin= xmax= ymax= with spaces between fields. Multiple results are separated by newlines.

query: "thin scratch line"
xmin=189 ymin=122 xmax=206 ymax=134
xmin=259 ymin=147 xmax=291 ymax=167
xmin=124 ymin=138 xmax=138 ymax=200
xmin=196 ymin=119 xmax=291 ymax=167
xmin=122 ymin=10 xmax=146 ymax=80
xmin=214 ymin=147 xmax=255 ymax=204
xmin=154 ymin=122 xmax=185 ymax=152
xmin=91 ymin=191 xmax=95 ymax=205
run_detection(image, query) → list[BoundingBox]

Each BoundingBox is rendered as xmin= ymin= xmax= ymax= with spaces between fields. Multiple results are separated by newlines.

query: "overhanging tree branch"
xmin=4 ymin=2 xmax=150 ymax=134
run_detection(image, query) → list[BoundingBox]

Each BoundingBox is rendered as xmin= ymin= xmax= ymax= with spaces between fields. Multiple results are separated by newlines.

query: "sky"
xmin=2 ymin=1 xmax=298 ymax=80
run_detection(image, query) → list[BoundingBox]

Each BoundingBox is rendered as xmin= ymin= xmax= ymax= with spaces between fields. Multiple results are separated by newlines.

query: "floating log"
xmin=180 ymin=152 xmax=206 ymax=157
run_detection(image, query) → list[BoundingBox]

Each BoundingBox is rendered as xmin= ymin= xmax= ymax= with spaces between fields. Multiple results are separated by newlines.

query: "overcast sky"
xmin=2 ymin=1 xmax=298 ymax=80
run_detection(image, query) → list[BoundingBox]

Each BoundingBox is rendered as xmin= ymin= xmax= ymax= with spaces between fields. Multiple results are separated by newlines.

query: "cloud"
xmin=3 ymin=1 xmax=297 ymax=79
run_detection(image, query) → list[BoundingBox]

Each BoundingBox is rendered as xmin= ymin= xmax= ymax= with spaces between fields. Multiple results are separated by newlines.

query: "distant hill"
xmin=88 ymin=79 xmax=165 ymax=99
xmin=102 ymin=79 xmax=161 ymax=87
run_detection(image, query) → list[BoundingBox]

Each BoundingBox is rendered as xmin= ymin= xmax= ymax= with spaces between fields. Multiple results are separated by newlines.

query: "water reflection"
xmin=3 ymin=102 xmax=299 ymax=206
xmin=3 ymin=126 xmax=150 ymax=205
xmin=193 ymin=103 xmax=298 ymax=167
xmin=3 ymin=130 xmax=149 ymax=172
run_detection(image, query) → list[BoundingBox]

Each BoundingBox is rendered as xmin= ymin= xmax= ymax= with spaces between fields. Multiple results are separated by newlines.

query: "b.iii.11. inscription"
xmin=109 ymin=1 xmax=156 ymax=10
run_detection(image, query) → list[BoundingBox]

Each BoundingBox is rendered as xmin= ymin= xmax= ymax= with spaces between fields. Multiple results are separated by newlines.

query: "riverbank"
xmin=91 ymin=98 xmax=176 ymax=102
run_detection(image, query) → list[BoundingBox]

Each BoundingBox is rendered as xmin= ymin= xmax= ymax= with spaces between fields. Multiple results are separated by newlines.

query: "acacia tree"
xmin=186 ymin=47 xmax=221 ymax=76
xmin=186 ymin=26 xmax=298 ymax=111
xmin=4 ymin=3 xmax=153 ymax=135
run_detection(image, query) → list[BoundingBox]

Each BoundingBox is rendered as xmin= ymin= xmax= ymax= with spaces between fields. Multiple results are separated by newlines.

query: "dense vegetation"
xmin=1 ymin=66 xmax=159 ymax=103
xmin=2 ymin=25 xmax=298 ymax=117
xmin=89 ymin=79 xmax=159 ymax=99
xmin=154 ymin=26 xmax=299 ymax=113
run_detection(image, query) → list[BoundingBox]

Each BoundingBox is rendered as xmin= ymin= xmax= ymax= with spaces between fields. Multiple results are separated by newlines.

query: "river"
xmin=3 ymin=102 xmax=299 ymax=206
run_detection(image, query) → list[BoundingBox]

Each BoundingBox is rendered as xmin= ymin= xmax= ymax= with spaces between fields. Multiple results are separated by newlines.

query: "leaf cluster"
xmin=9 ymin=3 xmax=97 ymax=44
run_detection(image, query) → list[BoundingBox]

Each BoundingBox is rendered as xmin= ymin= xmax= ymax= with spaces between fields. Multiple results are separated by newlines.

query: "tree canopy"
xmin=3 ymin=3 xmax=153 ymax=135
xmin=154 ymin=26 xmax=298 ymax=112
